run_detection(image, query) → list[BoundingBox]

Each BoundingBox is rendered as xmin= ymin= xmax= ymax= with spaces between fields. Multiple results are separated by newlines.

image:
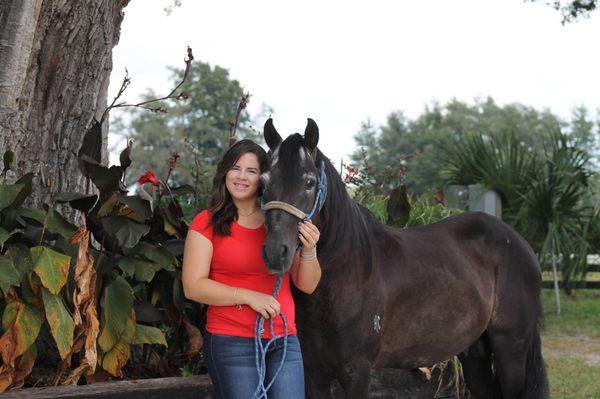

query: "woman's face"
xmin=225 ymin=152 xmax=261 ymax=202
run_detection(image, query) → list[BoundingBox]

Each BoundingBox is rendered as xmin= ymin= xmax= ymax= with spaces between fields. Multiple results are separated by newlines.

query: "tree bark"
xmin=0 ymin=0 xmax=130 ymax=218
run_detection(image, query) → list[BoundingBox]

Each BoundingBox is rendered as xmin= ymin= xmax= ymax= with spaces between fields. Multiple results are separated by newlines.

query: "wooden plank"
xmin=0 ymin=375 xmax=214 ymax=399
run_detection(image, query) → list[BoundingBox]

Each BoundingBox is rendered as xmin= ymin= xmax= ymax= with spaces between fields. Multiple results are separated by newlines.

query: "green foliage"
xmin=41 ymin=287 xmax=74 ymax=359
xmin=98 ymin=276 xmax=134 ymax=353
xmin=441 ymin=128 xmax=596 ymax=290
xmin=528 ymin=0 xmax=598 ymax=24
xmin=352 ymin=98 xmax=566 ymax=195
xmin=403 ymin=197 xmax=462 ymax=228
xmin=115 ymin=60 xmax=264 ymax=191
xmin=133 ymin=323 xmax=168 ymax=347
xmin=345 ymin=153 xmax=461 ymax=228
xmin=1 ymin=56 xmax=255 ymax=385
xmin=0 ymin=132 xmax=196 ymax=385
xmin=440 ymin=131 xmax=536 ymax=220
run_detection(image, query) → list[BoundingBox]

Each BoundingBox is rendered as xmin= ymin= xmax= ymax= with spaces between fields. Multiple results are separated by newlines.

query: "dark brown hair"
xmin=209 ymin=139 xmax=269 ymax=236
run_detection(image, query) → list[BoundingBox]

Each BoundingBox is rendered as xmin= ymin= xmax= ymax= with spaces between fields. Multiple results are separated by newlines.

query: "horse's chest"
xmin=294 ymin=281 xmax=384 ymax=364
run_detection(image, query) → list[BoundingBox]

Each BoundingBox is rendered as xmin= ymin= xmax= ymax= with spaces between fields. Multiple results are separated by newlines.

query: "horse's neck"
xmin=318 ymin=174 xmax=383 ymax=277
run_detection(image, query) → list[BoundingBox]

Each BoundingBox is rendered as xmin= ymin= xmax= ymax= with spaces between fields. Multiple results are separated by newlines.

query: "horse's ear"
xmin=304 ymin=118 xmax=319 ymax=152
xmin=264 ymin=118 xmax=282 ymax=151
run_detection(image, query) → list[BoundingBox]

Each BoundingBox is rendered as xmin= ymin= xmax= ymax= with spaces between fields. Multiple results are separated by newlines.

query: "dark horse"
xmin=260 ymin=118 xmax=548 ymax=398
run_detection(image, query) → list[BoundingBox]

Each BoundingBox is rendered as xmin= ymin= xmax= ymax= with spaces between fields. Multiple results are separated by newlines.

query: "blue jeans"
xmin=204 ymin=332 xmax=305 ymax=399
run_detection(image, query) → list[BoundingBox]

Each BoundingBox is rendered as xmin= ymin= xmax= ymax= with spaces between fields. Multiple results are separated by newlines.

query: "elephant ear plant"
xmin=0 ymin=133 xmax=199 ymax=391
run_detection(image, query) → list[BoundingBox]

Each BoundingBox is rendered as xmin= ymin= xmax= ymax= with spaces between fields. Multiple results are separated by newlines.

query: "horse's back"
xmin=373 ymin=211 xmax=540 ymax=367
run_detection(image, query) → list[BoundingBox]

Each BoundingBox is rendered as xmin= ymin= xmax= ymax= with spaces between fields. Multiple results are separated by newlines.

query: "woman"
xmin=182 ymin=139 xmax=322 ymax=398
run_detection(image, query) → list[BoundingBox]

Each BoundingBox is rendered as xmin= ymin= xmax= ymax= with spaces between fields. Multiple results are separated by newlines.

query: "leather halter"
xmin=262 ymin=161 xmax=328 ymax=220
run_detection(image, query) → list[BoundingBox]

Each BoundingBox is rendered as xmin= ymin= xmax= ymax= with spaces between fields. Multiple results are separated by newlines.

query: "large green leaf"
xmin=124 ymin=242 xmax=178 ymax=271
xmin=0 ymin=256 xmax=21 ymax=296
xmin=31 ymin=246 xmax=70 ymax=295
xmin=55 ymin=192 xmax=98 ymax=214
xmin=116 ymin=257 xmax=159 ymax=283
xmin=10 ymin=173 xmax=34 ymax=209
xmin=101 ymin=215 xmax=150 ymax=248
xmin=0 ymin=183 xmax=24 ymax=211
xmin=1 ymin=300 xmax=42 ymax=357
xmin=41 ymin=287 xmax=74 ymax=359
xmin=83 ymin=162 xmax=123 ymax=193
xmin=134 ymin=324 xmax=167 ymax=347
xmin=5 ymin=243 xmax=34 ymax=279
xmin=100 ymin=314 xmax=136 ymax=377
xmin=98 ymin=276 xmax=134 ymax=352
xmin=19 ymin=206 xmax=77 ymax=239
xmin=0 ymin=226 xmax=22 ymax=247
xmin=78 ymin=119 xmax=103 ymax=165
xmin=115 ymin=194 xmax=152 ymax=221
xmin=0 ymin=227 xmax=9 ymax=246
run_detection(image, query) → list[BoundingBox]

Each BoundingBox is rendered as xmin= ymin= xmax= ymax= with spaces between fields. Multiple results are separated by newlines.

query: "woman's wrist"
xmin=300 ymin=246 xmax=317 ymax=261
xmin=233 ymin=287 xmax=247 ymax=304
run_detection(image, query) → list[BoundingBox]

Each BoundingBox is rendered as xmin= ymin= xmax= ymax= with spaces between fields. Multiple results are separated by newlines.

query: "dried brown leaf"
xmin=182 ymin=317 xmax=202 ymax=359
xmin=61 ymin=215 xmax=99 ymax=385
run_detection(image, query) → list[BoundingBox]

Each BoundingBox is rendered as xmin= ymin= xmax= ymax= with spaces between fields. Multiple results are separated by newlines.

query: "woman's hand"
xmin=239 ymin=289 xmax=281 ymax=319
xmin=298 ymin=220 xmax=320 ymax=250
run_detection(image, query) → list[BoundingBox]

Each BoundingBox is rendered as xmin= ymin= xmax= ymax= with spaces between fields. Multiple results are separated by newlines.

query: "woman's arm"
xmin=290 ymin=220 xmax=322 ymax=294
xmin=182 ymin=230 xmax=281 ymax=319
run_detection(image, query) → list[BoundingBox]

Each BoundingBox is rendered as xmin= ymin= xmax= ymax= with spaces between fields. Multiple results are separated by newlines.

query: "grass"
xmin=541 ymin=289 xmax=600 ymax=398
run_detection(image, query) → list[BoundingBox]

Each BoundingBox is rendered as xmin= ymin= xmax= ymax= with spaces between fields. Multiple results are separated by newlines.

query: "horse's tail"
xmin=523 ymin=322 xmax=548 ymax=398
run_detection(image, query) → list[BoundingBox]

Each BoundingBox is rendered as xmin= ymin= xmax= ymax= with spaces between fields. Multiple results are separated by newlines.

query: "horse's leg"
xmin=336 ymin=358 xmax=371 ymax=399
xmin=305 ymin=366 xmax=333 ymax=399
xmin=458 ymin=335 xmax=501 ymax=399
xmin=488 ymin=331 xmax=530 ymax=398
xmin=488 ymin=326 xmax=547 ymax=399
xmin=487 ymin=272 xmax=548 ymax=397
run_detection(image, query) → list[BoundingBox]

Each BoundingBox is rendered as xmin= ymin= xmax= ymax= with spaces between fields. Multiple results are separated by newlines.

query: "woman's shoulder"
xmin=189 ymin=210 xmax=213 ymax=238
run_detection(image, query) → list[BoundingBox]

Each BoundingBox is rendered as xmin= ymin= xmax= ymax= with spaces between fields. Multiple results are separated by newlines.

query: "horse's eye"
xmin=306 ymin=179 xmax=316 ymax=190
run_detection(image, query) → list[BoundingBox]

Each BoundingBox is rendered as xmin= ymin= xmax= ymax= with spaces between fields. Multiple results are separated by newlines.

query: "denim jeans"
xmin=204 ymin=332 xmax=305 ymax=399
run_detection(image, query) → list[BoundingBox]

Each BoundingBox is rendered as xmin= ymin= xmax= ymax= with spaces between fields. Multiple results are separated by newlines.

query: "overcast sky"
xmin=108 ymin=0 xmax=600 ymax=167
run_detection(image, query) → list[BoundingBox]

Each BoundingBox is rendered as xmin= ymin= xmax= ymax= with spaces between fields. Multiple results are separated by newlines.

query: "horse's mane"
xmin=315 ymin=149 xmax=384 ymax=279
xmin=276 ymin=134 xmax=384 ymax=278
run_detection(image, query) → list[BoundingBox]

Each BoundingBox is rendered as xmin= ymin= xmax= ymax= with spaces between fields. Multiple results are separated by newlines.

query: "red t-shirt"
xmin=188 ymin=210 xmax=297 ymax=338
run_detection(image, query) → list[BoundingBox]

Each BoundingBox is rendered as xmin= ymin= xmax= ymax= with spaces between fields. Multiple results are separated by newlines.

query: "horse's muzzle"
xmin=262 ymin=240 xmax=294 ymax=275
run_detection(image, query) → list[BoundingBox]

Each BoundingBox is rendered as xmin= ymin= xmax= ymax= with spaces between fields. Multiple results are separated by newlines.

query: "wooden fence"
xmin=542 ymin=264 xmax=600 ymax=289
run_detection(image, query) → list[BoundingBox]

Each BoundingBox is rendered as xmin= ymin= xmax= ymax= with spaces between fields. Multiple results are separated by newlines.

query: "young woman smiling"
xmin=182 ymin=139 xmax=322 ymax=398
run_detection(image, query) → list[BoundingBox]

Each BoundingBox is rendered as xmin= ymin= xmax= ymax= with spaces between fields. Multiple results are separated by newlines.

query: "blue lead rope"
xmin=253 ymin=275 xmax=288 ymax=399
xmin=253 ymin=160 xmax=327 ymax=398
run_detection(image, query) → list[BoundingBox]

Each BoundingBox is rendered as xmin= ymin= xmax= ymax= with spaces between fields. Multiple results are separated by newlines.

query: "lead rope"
xmin=253 ymin=161 xmax=327 ymax=398
xmin=252 ymin=275 xmax=288 ymax=399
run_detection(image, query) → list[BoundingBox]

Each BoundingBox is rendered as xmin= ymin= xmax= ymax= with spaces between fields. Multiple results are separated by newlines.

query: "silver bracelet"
xmin=233 ymin=287 xmax=242 ymax=310
xmin=300 ymin=247 xmax=317 ymax=261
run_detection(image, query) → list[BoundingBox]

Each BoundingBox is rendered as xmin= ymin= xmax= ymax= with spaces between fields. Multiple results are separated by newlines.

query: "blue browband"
xmin=305 ymin=160 xmax=328 ymax=220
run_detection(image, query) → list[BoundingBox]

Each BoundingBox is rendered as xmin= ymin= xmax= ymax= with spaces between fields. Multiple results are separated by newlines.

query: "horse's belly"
xmin=373 ymin=293 xmax=492 ymax=368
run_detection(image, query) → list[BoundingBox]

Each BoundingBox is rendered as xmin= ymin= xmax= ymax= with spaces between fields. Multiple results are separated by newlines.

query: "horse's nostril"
xmin=280 ymin=245 xmax=288 ymax=259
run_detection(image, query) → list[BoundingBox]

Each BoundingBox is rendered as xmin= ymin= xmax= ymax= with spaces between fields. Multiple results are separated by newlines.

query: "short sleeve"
xmin=188 ymin=210 xmax=214 ymax=241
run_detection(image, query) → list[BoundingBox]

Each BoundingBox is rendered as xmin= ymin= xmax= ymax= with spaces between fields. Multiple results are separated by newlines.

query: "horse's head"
xmin=261 ymin=118 xmax=324 ymax=275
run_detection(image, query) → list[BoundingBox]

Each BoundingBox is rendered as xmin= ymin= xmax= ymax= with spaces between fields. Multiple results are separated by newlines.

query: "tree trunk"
xmin=0 ymin=0 xmax=130 ymax=219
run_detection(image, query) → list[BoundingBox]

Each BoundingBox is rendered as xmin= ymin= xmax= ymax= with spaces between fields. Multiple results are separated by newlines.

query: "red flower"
xmin=137 ymin=170 xmax=161 ymax=186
